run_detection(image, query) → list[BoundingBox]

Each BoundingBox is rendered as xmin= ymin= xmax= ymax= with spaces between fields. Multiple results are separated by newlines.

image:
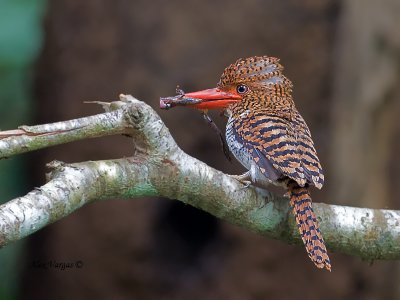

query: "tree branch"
xmin=0 ymin=95 xmax=399 ymax=262
xmin=0 ymin=99 xmax=133 ymax=158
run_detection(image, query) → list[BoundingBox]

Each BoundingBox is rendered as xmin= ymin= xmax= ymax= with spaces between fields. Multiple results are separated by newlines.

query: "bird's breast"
xmin=226 ymin=117 xmax=253 ymax=170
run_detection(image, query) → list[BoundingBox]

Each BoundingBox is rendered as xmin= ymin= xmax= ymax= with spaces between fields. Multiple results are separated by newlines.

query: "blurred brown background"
xmin=1 ymin=0 xmax=400 ymax=299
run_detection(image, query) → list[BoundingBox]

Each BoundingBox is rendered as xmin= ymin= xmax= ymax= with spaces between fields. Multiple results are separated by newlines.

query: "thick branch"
xmin=0 ymin=95 xmax=399 ymax=262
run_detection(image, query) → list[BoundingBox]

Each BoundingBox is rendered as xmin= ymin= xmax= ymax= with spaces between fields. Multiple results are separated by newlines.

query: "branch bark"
xmin=0 ymin=94 xmax=399 ymax=262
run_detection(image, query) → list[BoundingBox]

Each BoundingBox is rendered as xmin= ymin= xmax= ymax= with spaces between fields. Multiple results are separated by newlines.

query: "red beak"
xmin=183 ymin=88 xmax=242 ymax=109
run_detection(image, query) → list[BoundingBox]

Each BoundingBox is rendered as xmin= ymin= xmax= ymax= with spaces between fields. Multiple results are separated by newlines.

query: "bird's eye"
xmin=236 ymin=84 xmax=248 ymax=94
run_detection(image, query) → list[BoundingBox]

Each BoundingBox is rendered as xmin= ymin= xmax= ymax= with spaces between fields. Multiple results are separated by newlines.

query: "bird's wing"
xmin=293 ymin=114 xmax=324 ymax=189
xmin=231 ymin=111 xmax=324 ymax=188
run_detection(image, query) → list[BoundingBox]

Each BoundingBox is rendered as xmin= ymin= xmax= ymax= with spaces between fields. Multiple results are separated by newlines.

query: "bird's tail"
xmin=287 ymin=181 xmax=331 ymax=271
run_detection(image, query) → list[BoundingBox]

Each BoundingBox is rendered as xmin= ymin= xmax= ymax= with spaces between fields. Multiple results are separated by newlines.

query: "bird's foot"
xmin=231 ymin=172 xmax=252 ymax=189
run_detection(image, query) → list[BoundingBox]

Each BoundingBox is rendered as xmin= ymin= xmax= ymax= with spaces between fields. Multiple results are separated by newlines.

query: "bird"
xmin=160 ymin=55 xmax=331 ymax=271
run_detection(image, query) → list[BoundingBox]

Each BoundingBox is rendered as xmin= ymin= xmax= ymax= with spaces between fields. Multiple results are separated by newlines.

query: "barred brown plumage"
xmin=160 ymin=55 xmax=331 ymax=271
xmin=287 ymin=180 xmax=331 ymax=271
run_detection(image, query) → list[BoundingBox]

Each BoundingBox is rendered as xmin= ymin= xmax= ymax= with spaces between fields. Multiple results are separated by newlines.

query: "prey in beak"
xmin=160 ymin=86 xmax=242 ymax=161
xmin=159 ymin=86 xmax=202 ymax=109
xmin=160 ymin=86 xmax=241 ymax=110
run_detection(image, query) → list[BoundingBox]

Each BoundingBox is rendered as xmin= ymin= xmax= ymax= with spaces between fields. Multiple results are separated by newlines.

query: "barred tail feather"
xmin=288 ymin=182 xmax=331 ymax=271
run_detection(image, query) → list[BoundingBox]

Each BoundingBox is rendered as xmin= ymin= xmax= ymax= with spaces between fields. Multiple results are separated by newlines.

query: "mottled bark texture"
xmin=0 ymin=95 xmax=399 ymax=261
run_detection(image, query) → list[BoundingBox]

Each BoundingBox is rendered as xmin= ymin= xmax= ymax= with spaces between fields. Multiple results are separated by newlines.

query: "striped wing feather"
xmin=292 ymin=114 xmax=324 ymax=188
xmin=232 ymin=111 xmax=324 ymax=188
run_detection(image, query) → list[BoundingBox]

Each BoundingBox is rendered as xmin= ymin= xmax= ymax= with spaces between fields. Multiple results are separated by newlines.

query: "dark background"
xmin=1 ymin=0 xmax=400 ymax=299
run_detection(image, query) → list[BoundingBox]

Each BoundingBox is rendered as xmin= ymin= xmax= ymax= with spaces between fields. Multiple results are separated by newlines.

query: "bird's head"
xmin=160 ymin=56 xmax=294 ymax=111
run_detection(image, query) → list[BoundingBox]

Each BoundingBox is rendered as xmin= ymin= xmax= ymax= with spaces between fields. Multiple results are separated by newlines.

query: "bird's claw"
xmin=231 ymin=173 xmax=252 ymax=189
xmin=239 ymin=180 xmax=252 ymax=190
